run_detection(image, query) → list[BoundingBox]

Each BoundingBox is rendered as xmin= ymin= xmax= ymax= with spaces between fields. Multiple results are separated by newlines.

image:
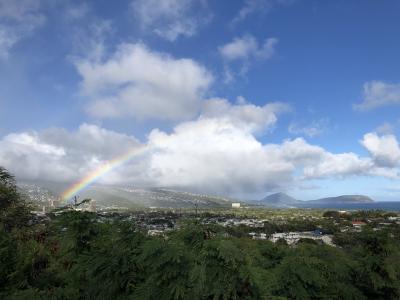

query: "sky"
xmin=1 ymin=0 xmax=400 ymax=201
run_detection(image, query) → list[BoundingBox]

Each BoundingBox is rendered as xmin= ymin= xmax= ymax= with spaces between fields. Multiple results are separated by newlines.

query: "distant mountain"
xmin=18 ymin=181 xmax=234 ymax=209
xmin=257 ymin=192 xmax=300 ymax=208
xmin=19 ymin=180 xmax=376 ymax=210
xmin=18 ymin=183 xmax=61 ymax=208
xmin=256 ymin=192 xmax=374 ymax=208
xmin=79 ymin=186 xmax=234 ymax=209
xmin=308 ymin=195 xmax=374 ymax=204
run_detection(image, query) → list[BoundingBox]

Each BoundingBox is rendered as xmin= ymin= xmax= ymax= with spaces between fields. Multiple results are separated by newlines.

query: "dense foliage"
xmin=1 ymin=168 xmax=400 ymax=299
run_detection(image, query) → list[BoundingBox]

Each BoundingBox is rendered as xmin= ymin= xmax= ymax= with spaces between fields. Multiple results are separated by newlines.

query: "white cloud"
xmin=202 ymin=97 xmax=290 ymax=132
xmin=354 ymin=81 xmax=400 ymax=111
xmin=147 ymin=118 xmax=288 ymax=194
xmin=288 ymin=118 xmax=329 ymax=138
xmin=231 ymin=0 xmax=295 ymax=25
xmin=0 ymin=0 xmax=45 ymax=58
xmin=263 ymin=138 xmax=372 ymax=180
xmin=219 ymin=35 xmax=278 ymax=61
xmin=0 ymin=98 xmax=291 ymax=194
xmin=39 ymin=124 xmax=141 ymax=160
xmin=219 ymin=35 xmax=278 ymax=81
xmin=0 ymin=124 xmax=144 ymax=183
xmin=303 ymin=152 xmax=373 ymax=179
xmin=361 ymin=132 xmax=400 ymax=168
xmin=75 ymin=43 xmax=213 ymax=121
xmin=146 ymin=124 xmax=383 ymax=195
xmin=302 ymin=132 xmax=400 ymax=179
xmin=131 ymin=0 xmax=211 ymax=41
xmin=2 ymin=121 xmax=400 ymax=197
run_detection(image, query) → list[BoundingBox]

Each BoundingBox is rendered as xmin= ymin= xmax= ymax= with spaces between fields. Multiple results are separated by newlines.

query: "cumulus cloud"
xmin=146 ymin=124 xmax=393 ymax=195
xmin=131 ymin=0 xmax=211 ymax=41
xmin=354 ymin=81 xmax=400 ymax=111
xmin=0 ymin=124 xmax=145 ymax=183
xmin=75 ymin=43 xmax=213 ymax=121
xmin=219 ymin=34 xmax=278 ymax=82
xmin=263 ymin=138 xmax=371 ymax=180
xmin=0 ymin=0 xmax=45 ymax=58
xmin=202 ymin=97 xmax=290 ymax=132
xmin=231 ymin=0 xmax=295 ymax=25
xmin=147 ymin=118 xmax=293 ymax=194
xmin=303 ymin=152 xmax=373 ymax=179
xmin=361 ymin=132 xmax=400 ymax=168
xmin=39 ymin=124 xmax=142 ymax=161
xmin=219 ymin=35 xmax=278 ymax=61
xmin=3 ymin=118 xmax=400 ymax=197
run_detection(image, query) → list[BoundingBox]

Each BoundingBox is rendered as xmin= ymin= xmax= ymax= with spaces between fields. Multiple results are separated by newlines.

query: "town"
xmin=32 ymin=196 xmax=400 ymax=248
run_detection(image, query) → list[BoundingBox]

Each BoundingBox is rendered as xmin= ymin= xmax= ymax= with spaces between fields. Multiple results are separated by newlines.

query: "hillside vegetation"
xmin=2 ymin=167 xmax=400 ymax=299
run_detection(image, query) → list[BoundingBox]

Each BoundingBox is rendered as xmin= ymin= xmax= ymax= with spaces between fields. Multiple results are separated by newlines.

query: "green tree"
xmin=272 ymin=244 xmax=364 ymax=299
xmin=351 ymin=229 xmax=400 ymax=299
xmin=0 ymin=167 xmax=31 ymax=230
xmin=67 ymin=222 xmax=146 ymax=299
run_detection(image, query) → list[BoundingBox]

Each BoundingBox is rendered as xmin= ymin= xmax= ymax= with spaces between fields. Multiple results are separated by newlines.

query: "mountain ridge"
xmin=18 ymin=181 xmax=235 ymax=209
xmin=18 ymin=181 xmax=376 ymax=210
xmin=309 ymin=194 xmax=374 ymax=204
xmin=258 ymin=192 xmax=374 ymax=208
xmin=258 ymin=192 xmax=299 ymax=207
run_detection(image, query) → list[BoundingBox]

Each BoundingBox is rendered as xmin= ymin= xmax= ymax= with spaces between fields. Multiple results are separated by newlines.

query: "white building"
xmin=89 ymin=200 xmax=96 ymax=212
xmin=269 ymin=231 xmax=333 ymax=246
xmin=249 ymin=232 xmax=267 ymax=240
xmin=231 ymin=203 xmax=241 ymax=208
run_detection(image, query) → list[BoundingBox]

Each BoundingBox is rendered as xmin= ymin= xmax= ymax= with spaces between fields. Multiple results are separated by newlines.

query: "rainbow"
xmin=61 ymin=146 xmax=147 ymax=202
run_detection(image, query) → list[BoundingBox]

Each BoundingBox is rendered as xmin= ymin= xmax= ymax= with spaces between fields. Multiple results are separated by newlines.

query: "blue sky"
xmin=1 ymin=0 xmax=400 ymax=200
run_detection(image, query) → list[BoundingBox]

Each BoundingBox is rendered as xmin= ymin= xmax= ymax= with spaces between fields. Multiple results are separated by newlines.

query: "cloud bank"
xmin=75 ymin=43 xmax=213 ymax=121
xmin=1 ymin=110 xmax=398 ymax=197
